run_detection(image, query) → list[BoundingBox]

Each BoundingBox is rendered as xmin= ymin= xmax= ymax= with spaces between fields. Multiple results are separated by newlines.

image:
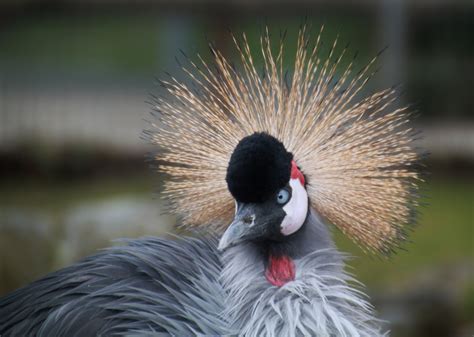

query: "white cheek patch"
xmin=280 ymin=178 xmax=308 ymax=236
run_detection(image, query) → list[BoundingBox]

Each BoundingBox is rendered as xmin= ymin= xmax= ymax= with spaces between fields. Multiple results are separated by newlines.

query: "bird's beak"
xmin=218 ymin=203 xmax=262 ymax=251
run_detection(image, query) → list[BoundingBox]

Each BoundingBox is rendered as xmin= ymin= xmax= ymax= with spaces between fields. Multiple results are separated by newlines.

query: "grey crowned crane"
xmin=0 ymin=27 xmax=420 ymax=336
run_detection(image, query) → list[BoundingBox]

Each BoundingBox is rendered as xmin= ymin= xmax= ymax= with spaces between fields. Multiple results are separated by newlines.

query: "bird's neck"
xmin=261 ymin=209 xmax=336 ymax=286
xmin=221 ymin=209 xmax=360 ymax=334
xmin=222 ymin=209 xmax=337 ymax=288
xmin=220 ymin=210 xmax=384 ymax=336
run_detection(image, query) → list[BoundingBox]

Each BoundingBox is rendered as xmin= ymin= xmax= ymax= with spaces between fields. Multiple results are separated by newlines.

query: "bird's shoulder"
xmin=0 ymin=234 xmax=226 ymax=337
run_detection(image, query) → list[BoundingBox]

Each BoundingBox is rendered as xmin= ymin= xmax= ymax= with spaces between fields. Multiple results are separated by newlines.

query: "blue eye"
xmin=276 ymin=189 xmax=290 ymax=205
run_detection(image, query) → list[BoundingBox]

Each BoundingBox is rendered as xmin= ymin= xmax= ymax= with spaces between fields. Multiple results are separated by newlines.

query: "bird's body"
xmin=0 ymin=211 xmax=385 ymax=337
xmin=0 ymin=236 xmax=227 ymax=336
xmin=0 ymin=27 xmax=420 ymax=336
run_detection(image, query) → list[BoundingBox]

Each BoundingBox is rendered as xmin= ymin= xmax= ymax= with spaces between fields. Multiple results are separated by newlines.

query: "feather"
xmin=0 ymin=236 xmax=228 ymax=336
xmin=221 ymin=211 xmax=388 ymax=336
xmin=149 ymin=26 xmax=421 ymax=254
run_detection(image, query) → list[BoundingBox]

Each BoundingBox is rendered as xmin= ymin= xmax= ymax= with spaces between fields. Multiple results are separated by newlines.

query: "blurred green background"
xmin=0 ymin=1 xmax=473 ymax=336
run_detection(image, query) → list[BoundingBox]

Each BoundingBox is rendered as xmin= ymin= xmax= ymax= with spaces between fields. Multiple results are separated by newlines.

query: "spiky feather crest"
xmin=149 ymin=26 xmax=420 ymax=254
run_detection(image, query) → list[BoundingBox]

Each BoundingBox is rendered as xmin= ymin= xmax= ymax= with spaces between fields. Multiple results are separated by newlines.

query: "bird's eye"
xmin=276 ymin=188 xmax=290 ymax=205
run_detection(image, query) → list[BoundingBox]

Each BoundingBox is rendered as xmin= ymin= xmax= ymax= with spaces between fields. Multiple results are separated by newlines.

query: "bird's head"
xmin=151 ymin=27 xmax=420 ymax=257
xmin=218 ymin=132 xmax=309 ymax=251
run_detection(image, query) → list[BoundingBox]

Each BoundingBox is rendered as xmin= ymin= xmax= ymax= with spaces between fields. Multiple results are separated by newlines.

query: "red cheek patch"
xmin=291 ymin=160 xmax=305 ymax=186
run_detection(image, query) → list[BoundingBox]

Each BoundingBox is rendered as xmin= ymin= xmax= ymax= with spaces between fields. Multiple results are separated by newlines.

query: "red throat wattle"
xmin=265 ymin=255 xmax=296 ymax=287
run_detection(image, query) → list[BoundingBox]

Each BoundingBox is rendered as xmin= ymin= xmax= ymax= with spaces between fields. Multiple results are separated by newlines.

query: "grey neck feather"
xmin=272 ymin=209 xmax=337 ymax=259
xmin=221 ymin=209 xmax=388 ymax=337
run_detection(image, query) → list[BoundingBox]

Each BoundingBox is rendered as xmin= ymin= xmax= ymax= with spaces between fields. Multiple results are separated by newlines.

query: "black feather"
xmin=226 ymin=132 xmax=293 ymax=203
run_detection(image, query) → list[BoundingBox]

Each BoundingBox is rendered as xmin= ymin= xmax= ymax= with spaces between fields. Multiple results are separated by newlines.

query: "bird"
xmin=0 ymin=26 xmax=420 ymax=336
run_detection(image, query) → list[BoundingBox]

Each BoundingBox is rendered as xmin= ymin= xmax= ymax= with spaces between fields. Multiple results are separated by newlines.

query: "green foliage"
xmin=0 ymin=14 xmax=161 ymax=74
xmin=0 ymin=15 xmax=374 ymax=76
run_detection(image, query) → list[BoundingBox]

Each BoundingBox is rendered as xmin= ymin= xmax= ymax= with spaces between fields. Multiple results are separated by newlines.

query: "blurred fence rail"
xmin=0 ymin=81 xmax=150 ymax=151
xmin=1 ymin=83 xmax=473 ymax=161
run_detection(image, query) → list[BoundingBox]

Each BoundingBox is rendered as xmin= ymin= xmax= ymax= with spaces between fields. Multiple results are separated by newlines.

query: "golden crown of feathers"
xmin=149 ymin=26 xmax=421 ymax=254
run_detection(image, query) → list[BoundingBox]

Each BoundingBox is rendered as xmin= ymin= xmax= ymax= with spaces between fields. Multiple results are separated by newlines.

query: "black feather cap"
xmin=226 ymin=132 xmax=293 ymax=203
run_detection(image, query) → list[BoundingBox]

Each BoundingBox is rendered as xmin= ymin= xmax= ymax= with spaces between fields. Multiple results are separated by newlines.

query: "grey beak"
xmin=218 ymin=205 xmax=256 ymax=251
xmin=218 ymin=219 xmax=247 ymax=251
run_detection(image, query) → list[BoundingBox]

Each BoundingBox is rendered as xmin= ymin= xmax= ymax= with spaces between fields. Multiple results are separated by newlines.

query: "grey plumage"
xmin=221 ymin=211 xmax=387 ymax=337
xmin=0 ymin=236 xmax=228 ymax=336
xmin=0 ymin=212 xmax=387 ymax=336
